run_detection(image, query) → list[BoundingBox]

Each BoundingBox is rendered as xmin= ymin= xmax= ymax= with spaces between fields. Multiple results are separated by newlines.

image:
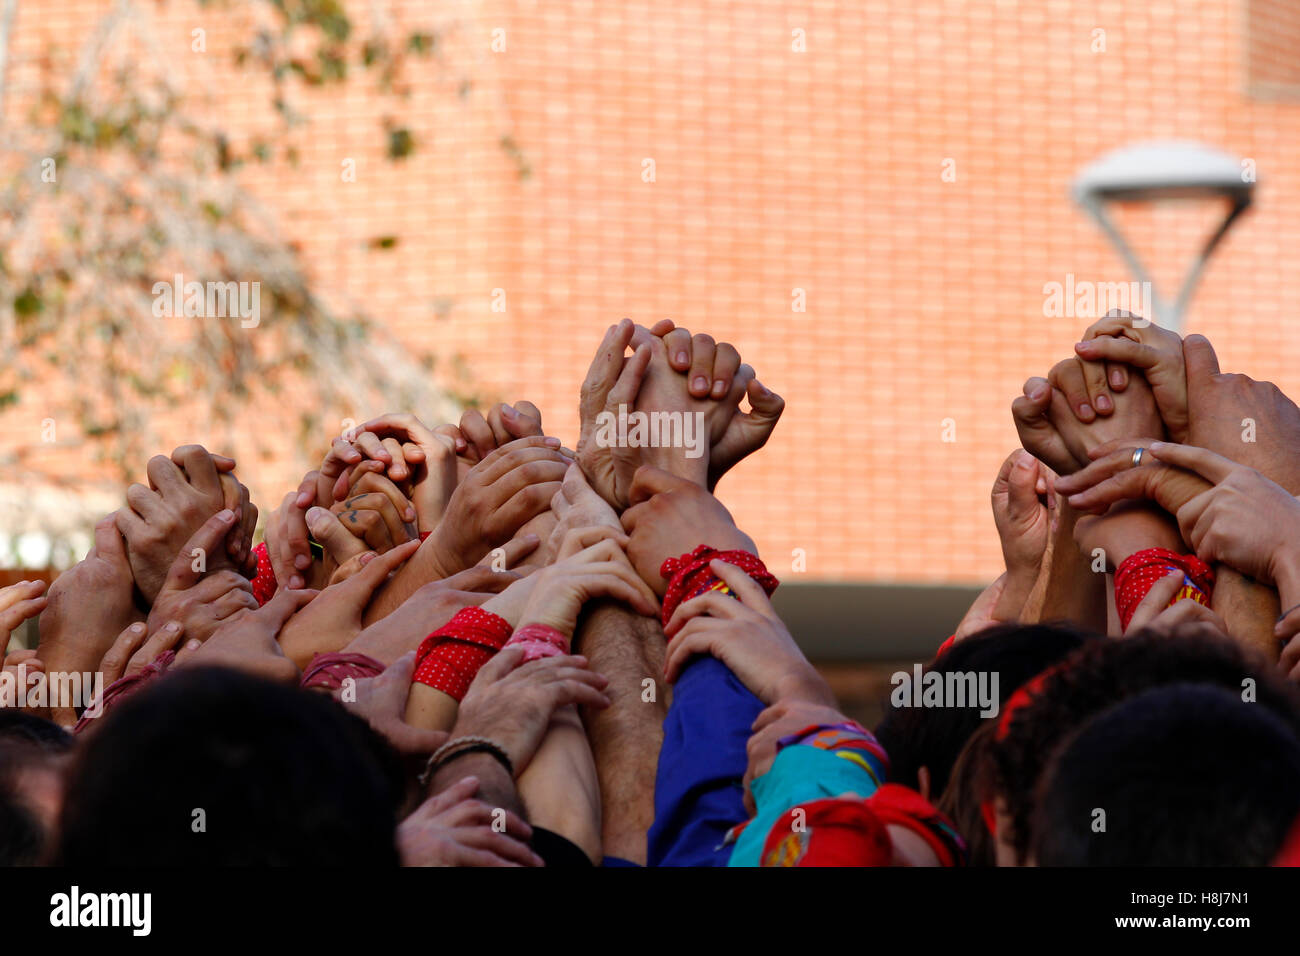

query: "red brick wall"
xmin=6 ymin=0 xmax=1300 ymax=584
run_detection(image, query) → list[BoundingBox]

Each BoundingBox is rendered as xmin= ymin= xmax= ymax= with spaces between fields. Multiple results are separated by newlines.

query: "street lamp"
xmin=1072 ymin=141 xmax=1255 ymax=333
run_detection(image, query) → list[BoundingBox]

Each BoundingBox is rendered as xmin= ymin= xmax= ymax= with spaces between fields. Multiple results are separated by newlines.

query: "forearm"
xmin=515 ymin=706 xmax=602 ymax=862
xmin=993 ymin=567 xmax=1038 ymax=623
xmin=429 ymin=751 xmax=524 ymax=820
xmin=363 ymin=538 xmax=447 ymax=625
xmin=1038 ymin=504 xmax=1106 ymax=630
xmin=404 ymin=683 xmax=459 ymax=732
xmin=572 ymin=600 xmax=666 ymax=865
xmin=1213 ymin=568 xmax=1281 ymax=661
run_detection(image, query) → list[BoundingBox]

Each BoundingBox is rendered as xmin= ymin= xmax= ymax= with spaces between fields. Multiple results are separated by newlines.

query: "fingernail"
xmin=130 ymin=623 xmax=145 ymax=634
xmin=165 ymin=621 xmax=181 ymax=633
xmin=543 ymin=437 xmax=561 ymax=448
xmin=289 ymin=575 xmax=304 ymax=589
xmin=186 ymin=639 xmax=201 ymax=651
xmin=501 ymin=405 xmax=518 ymax=419
xmin=1074 ymin=341 xmax=1093 ymax=354
xmin=359 ymin=552 xmax=377 ymax=566
xmin=1149 ymin=441 xmax=1167 ymax=451
xmin=1110 ymin=368 xmax=1125 ymax=387
xmin=1079 ymin=403 xmax=1094 ymax=418
xmin=675 ymin=351 xmax=688 ymax=365
xmin=294 ymin=554 xmax=312 ymax=570
xmin=712 ymin=380 xmax=727 ymax=397
xmin=217 ymin=509 xmax=235 ymax=523
xmin=693 ymin=376 xmax=708 ymax=392
xmin=1030 ymin=384 xmax=1048 ymax=401
xmin=1094 ymin=394 xmax=1112 ymax=412
xmin=405 ymin=507 xmax=417 ymax=522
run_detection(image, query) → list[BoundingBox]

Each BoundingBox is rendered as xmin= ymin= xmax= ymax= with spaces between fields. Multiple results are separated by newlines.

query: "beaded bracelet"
xmin=417 ymin=735 xmax=514 ymax=788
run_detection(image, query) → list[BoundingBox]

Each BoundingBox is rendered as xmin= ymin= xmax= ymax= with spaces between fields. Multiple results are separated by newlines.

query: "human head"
xmin=1032 ymin=683 xmax=1300 ymax=866
xmin=57 ymin=667 xmax=403 ymax=865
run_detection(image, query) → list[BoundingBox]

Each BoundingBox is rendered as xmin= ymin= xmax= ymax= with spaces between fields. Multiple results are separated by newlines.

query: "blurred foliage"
xmin=0 ymin=0 xmax=493 ymax=498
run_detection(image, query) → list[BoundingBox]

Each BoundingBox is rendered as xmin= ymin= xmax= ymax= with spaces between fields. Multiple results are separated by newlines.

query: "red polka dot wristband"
xmin=659 ymin=545 xmax=780 ymax=627
xmin=1114 ymin=547 xmax=1214 ymax=632
xmin=412 ymin=607 xmax=513 ymax=701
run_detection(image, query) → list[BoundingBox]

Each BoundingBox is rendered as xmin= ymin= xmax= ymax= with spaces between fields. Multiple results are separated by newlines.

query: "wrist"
xmin=643 ymin=448 xmax=710 ymax=489
xmin=773 ymin=668 xmax=836 ymax=708
xmin=1273 ymin=546 xmax=1300 ymax=606
xmin=1080 ymin=502 xmax=1183 ymax=568
xmin=517 ymin=610 xmax=573 ymax=638
xmin=427 ymin=749 xmax=512 ymax=794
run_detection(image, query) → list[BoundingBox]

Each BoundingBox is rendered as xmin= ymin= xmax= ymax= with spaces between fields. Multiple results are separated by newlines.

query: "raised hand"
xmin=423 ymin=436 xmax=569 ymax=577
xmin=277 ymin=539 xmax=421 ymax=668
xmin=513 ymin=526 xmax=660 ymax=637
xmin=644 ymin=319 xmax=785 ymax=486
xmin=38 ymin=516 xmax=143 ymax=724
xmin=662 ymin=559 xmax=830 ymax=706
xmin=115 ymin=445 xmax=248 ymax=603
xmin=96 ymin=619 xmax=188 ymax=684
xmin=145 ymin=510 xmax=260 ymax=646
xmin=1014 ymin=358 xmax=1164 ymax=474
xmin=175 ymin=585 xmax=317 ymax=684
xmin=1181 ymin=334 xmax=1300 ymax=493
xmin=453 ymin=402 xmax=547 ymax=465
xmin=1054 ymin=437 xmax=1212 ymax=516
xmin=990 ymin=449 xmax=1053 ymax=618
xmin=1073 ymin=310 xmax=1189 ymax=441
xmin=1145 ymin=442 xmax=1300 ymax=592
xmin=0 ymin=579 xmax=48 ymax=652
xmin=576 ymin=320 xmax=655 ymax=507
xmin=449 ymin=646 xmax=610 ymax=774
xmin=620 ymin=465 xmax=756 ymax=594
xmin=358 ymin=412 xmax=461 ymax=532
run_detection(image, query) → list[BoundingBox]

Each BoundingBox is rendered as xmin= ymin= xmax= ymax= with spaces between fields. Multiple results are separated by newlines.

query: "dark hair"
xmin=991 ymin=630 xmax=1300 ymax=864
xmin=1032 ymin=683 xmax=1300 ymax=865
xmin=936 ymin=720 xmax=998 ymax=866
xmin=0 ymin=713 xmax=71 ymax=865
xmin=57 ymin=667 xmax=403 ymax=865
xmin=874 ymin=622 xmax=1100 ymax=799
xmin=0 ymin=710 xmax=74 ymax=751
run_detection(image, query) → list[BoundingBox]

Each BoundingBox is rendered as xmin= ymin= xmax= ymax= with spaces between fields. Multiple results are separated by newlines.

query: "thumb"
xmin=1183 ymin=334 xmax=1221 ymax=385
xmin=561 ymin=461 xmax=594 ymax=500
xmin=94 ymin=514 xmax=130 ymax=568
xmin=334 ymin=538 xmax=421 ymax=609
xmin=628 ymin=464 xmax=697 ymax=505
xmin=306 ymin=507 xmax=368 ymax=564
xmin=1005 ymin=451 xmax=1041 ymax=522
xmin=164 ymin=510 xmax=238 ymax=593
xmin=740 ymin=378 xmax=785 ymax=431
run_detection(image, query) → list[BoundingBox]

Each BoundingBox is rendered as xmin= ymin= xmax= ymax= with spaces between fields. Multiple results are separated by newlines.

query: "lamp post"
xmin=1072 ymin=141 xmax=1255 ymax=333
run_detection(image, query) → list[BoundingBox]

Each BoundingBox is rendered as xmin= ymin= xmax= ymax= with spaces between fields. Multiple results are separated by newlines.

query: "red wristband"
xmin=1115 ymin=547 xmax=1214 ymax=631
xmin=505 ymin=623 xmax=569 ymax=663
xmin=412 ymin=607 xmax=513 ymax=702
xmin=251 ymin=541 xmax=278 ymax=607
xmin=300 ymin=652 xmax=385 ymax=691
xmin=659 ymin=545 xmax=780 ymax=626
